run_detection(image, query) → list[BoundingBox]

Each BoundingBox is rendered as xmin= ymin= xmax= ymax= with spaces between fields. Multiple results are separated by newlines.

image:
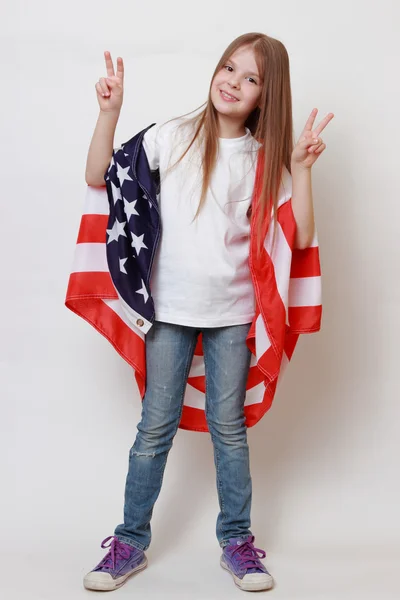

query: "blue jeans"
xmin=114 ymin=320 xmax=253 ymax=551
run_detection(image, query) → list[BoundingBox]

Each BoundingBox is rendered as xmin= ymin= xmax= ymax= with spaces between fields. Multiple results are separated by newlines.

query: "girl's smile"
xmin=219 ymin=89 xmax=239 ymax=102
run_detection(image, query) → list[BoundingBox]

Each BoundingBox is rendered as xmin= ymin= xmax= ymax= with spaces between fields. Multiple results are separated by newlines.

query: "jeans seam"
xmin=203 ymin=336 xmax=226 ymax=540
xmin=215 ymin=445 xmax=225 ymax=513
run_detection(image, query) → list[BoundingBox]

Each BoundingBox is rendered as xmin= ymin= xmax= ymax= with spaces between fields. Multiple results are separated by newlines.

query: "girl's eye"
xmin=223 ymin=65 xmax=257 ymax=84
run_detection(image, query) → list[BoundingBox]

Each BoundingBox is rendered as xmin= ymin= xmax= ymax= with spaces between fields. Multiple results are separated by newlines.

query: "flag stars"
xmin=131 ymin=233 xmax=148 ymax=256
xmin=124 ymin=198 xmax=139 ymax=220
xmin=116 ymin=162 xmax=133 ymax=187
xmin=106 ymin=218 xmax=127 ymax=244
xmin=119 ymin=257 xmax=128 ymax=274
xmin=136 ymin=279 xmax=149 ymax=303
xmin=111 ymin=181 xmax=122 ymax=205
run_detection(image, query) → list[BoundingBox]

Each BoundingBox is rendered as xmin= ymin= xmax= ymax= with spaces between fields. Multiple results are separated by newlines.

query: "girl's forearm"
xmin=291 ymin=165 xmax=315 ymax=249
xmin=85 ymin=109 xmax=121 ymax=186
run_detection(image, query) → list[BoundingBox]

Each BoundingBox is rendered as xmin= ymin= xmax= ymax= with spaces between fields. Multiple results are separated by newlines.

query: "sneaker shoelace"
xmin=231 ymin=536 xmax=267 ymax=573
xmin=97 ymin=535 xmax=132 ymax=570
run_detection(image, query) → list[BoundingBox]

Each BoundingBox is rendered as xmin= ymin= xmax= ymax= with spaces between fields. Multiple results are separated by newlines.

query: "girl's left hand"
xmin=291 ymin=108 xmax=334 ymax=170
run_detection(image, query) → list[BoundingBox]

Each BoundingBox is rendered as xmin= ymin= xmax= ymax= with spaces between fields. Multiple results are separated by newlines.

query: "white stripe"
xmin=188 ymin=354 xmax=205 ymax=378
xmin=102 ymin=299 xmax=145 ymax=341
xmin=264 ymin=219 xmax=292 ymax=322
xmin=117 ymin=292 xmax=153 ymax=335
xmin=184 ymin=384 xmax=206 ymax=410
xmin=255 ymin=313 xmax=271 ymax=360
xmin=82 ymin=185 xmax=109 ymax=215
xmin=289 ymin=276 xmax=322 ymax=307
xmin=244 ymin=381 xmax=265 ymax=406
xmin=71 ymin=243 xmax=108 ymax=273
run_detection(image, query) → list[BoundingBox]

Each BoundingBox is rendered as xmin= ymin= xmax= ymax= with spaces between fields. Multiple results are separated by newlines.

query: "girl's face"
xmin=211 ymin=45 xmax=263 ymax=123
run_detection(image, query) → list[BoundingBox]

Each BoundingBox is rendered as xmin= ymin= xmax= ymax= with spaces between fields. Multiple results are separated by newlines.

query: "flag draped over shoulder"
xmin=66 ymin=137 xmax=322 ymax=433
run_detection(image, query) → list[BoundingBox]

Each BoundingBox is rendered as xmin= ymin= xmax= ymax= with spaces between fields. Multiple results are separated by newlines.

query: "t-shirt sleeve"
xmin=142 ymin=118 xmax=186 ymax=171
xmin=142 ymin=123 xmax=161 ymax=171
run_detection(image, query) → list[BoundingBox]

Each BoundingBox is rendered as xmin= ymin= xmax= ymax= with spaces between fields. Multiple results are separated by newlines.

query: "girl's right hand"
xmin=95 ymin=51 xmax=124 ymax=113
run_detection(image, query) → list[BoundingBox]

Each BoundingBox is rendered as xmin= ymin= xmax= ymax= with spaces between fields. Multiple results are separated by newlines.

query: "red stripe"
xmin=77 ymin=214 xmax=108 ymax=244
xmin=245 ymin=314 xmax=257 ymax=356
xmin=249 ymin=242 xmax=285 ymax=379
xmin=284 ymin=330 xmax=299 ymax=360
xmin=66 ymin=272 xmax=117 ymax=299
xmin=187 ymin=375 xmax=206 ymax=394
xmin=194 ymin=334 xmax=204 ymax=356
xmin=246 ymin=364 xmax=264 ymax=388
xmin=179 ymin=405 xmax=208 ymax=432
xmin=288 ymin=305 xmax=322 ymax=332
xmin=245 ymin=380 xmax=276 ymax=428
xmin=256 ymin=344 xmax=283 ymax=381
xmin=248 ymin=162 xmax=290 ymax=381
xmin=291 ymin=246 xmax=321 ymax=278
xmin=135 ymin=370 xmax=145 ymax=399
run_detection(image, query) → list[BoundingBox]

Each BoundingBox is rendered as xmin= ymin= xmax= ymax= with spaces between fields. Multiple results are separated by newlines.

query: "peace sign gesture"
xmin=95 ymin=51 xmax=125 ymax=113
xmin=291 ymin=108 xmax=334 ymax=170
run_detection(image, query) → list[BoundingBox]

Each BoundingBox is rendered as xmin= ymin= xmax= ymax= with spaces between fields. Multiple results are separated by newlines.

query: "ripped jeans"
xmin=114 ymin=320 xmax=253 ymax=551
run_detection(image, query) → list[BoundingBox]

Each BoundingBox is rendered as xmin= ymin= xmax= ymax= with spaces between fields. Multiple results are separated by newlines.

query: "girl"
xmin=82 ymin=32 xmax=333 ymax=592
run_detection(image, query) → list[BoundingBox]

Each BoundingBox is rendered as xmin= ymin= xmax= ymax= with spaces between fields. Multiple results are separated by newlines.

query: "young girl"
xmin=81 ymin=32 xmax=333 ymax=592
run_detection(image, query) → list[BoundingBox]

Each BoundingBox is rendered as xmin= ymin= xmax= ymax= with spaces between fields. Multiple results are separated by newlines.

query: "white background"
xmin=1 ymin=0 xmax=399 ymax=598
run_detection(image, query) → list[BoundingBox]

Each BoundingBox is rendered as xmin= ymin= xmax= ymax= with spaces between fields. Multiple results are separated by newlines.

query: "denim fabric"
xmin=114 ymin=320 xmax=253 ymax=551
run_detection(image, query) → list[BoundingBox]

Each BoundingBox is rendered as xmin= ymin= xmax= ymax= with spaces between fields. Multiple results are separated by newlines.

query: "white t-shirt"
xmin=142 ymin=117 xmax=261 ymax=327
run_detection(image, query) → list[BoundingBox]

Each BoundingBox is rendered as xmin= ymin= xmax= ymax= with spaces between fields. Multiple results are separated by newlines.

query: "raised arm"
xmin=85 ymin=51 xmax=125 ymax=186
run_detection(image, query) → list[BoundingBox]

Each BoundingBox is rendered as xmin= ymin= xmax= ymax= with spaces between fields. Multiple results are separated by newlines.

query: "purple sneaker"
xmin=220 ymin=535 xmax=274 ymax=591
xmin=83 ymin=535 xmax=148 ymax=591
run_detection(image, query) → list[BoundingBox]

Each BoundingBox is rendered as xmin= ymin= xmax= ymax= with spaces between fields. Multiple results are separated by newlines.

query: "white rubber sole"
xmin=83 ymin=556 xmax=148 ymax=591
xmin=220 ymin=556 xmax=274 ymax=591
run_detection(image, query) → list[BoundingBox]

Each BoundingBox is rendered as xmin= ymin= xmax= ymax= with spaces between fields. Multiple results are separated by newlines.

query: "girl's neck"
xmin=217 ymin=114 xmax=247 ymax=139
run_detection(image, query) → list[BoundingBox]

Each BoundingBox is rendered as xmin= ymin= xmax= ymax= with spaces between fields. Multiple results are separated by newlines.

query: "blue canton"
xmin=104 ymin=124 xmax=161 ymax=329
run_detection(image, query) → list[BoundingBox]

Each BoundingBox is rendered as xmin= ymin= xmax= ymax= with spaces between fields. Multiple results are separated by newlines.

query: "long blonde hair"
xmin=164 ymin=32 xmax=294 ymax=257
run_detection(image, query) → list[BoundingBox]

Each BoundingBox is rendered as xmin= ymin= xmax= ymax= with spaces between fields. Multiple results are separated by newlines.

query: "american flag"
xmin=65 ymin=128 xmax=322 ymax=432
